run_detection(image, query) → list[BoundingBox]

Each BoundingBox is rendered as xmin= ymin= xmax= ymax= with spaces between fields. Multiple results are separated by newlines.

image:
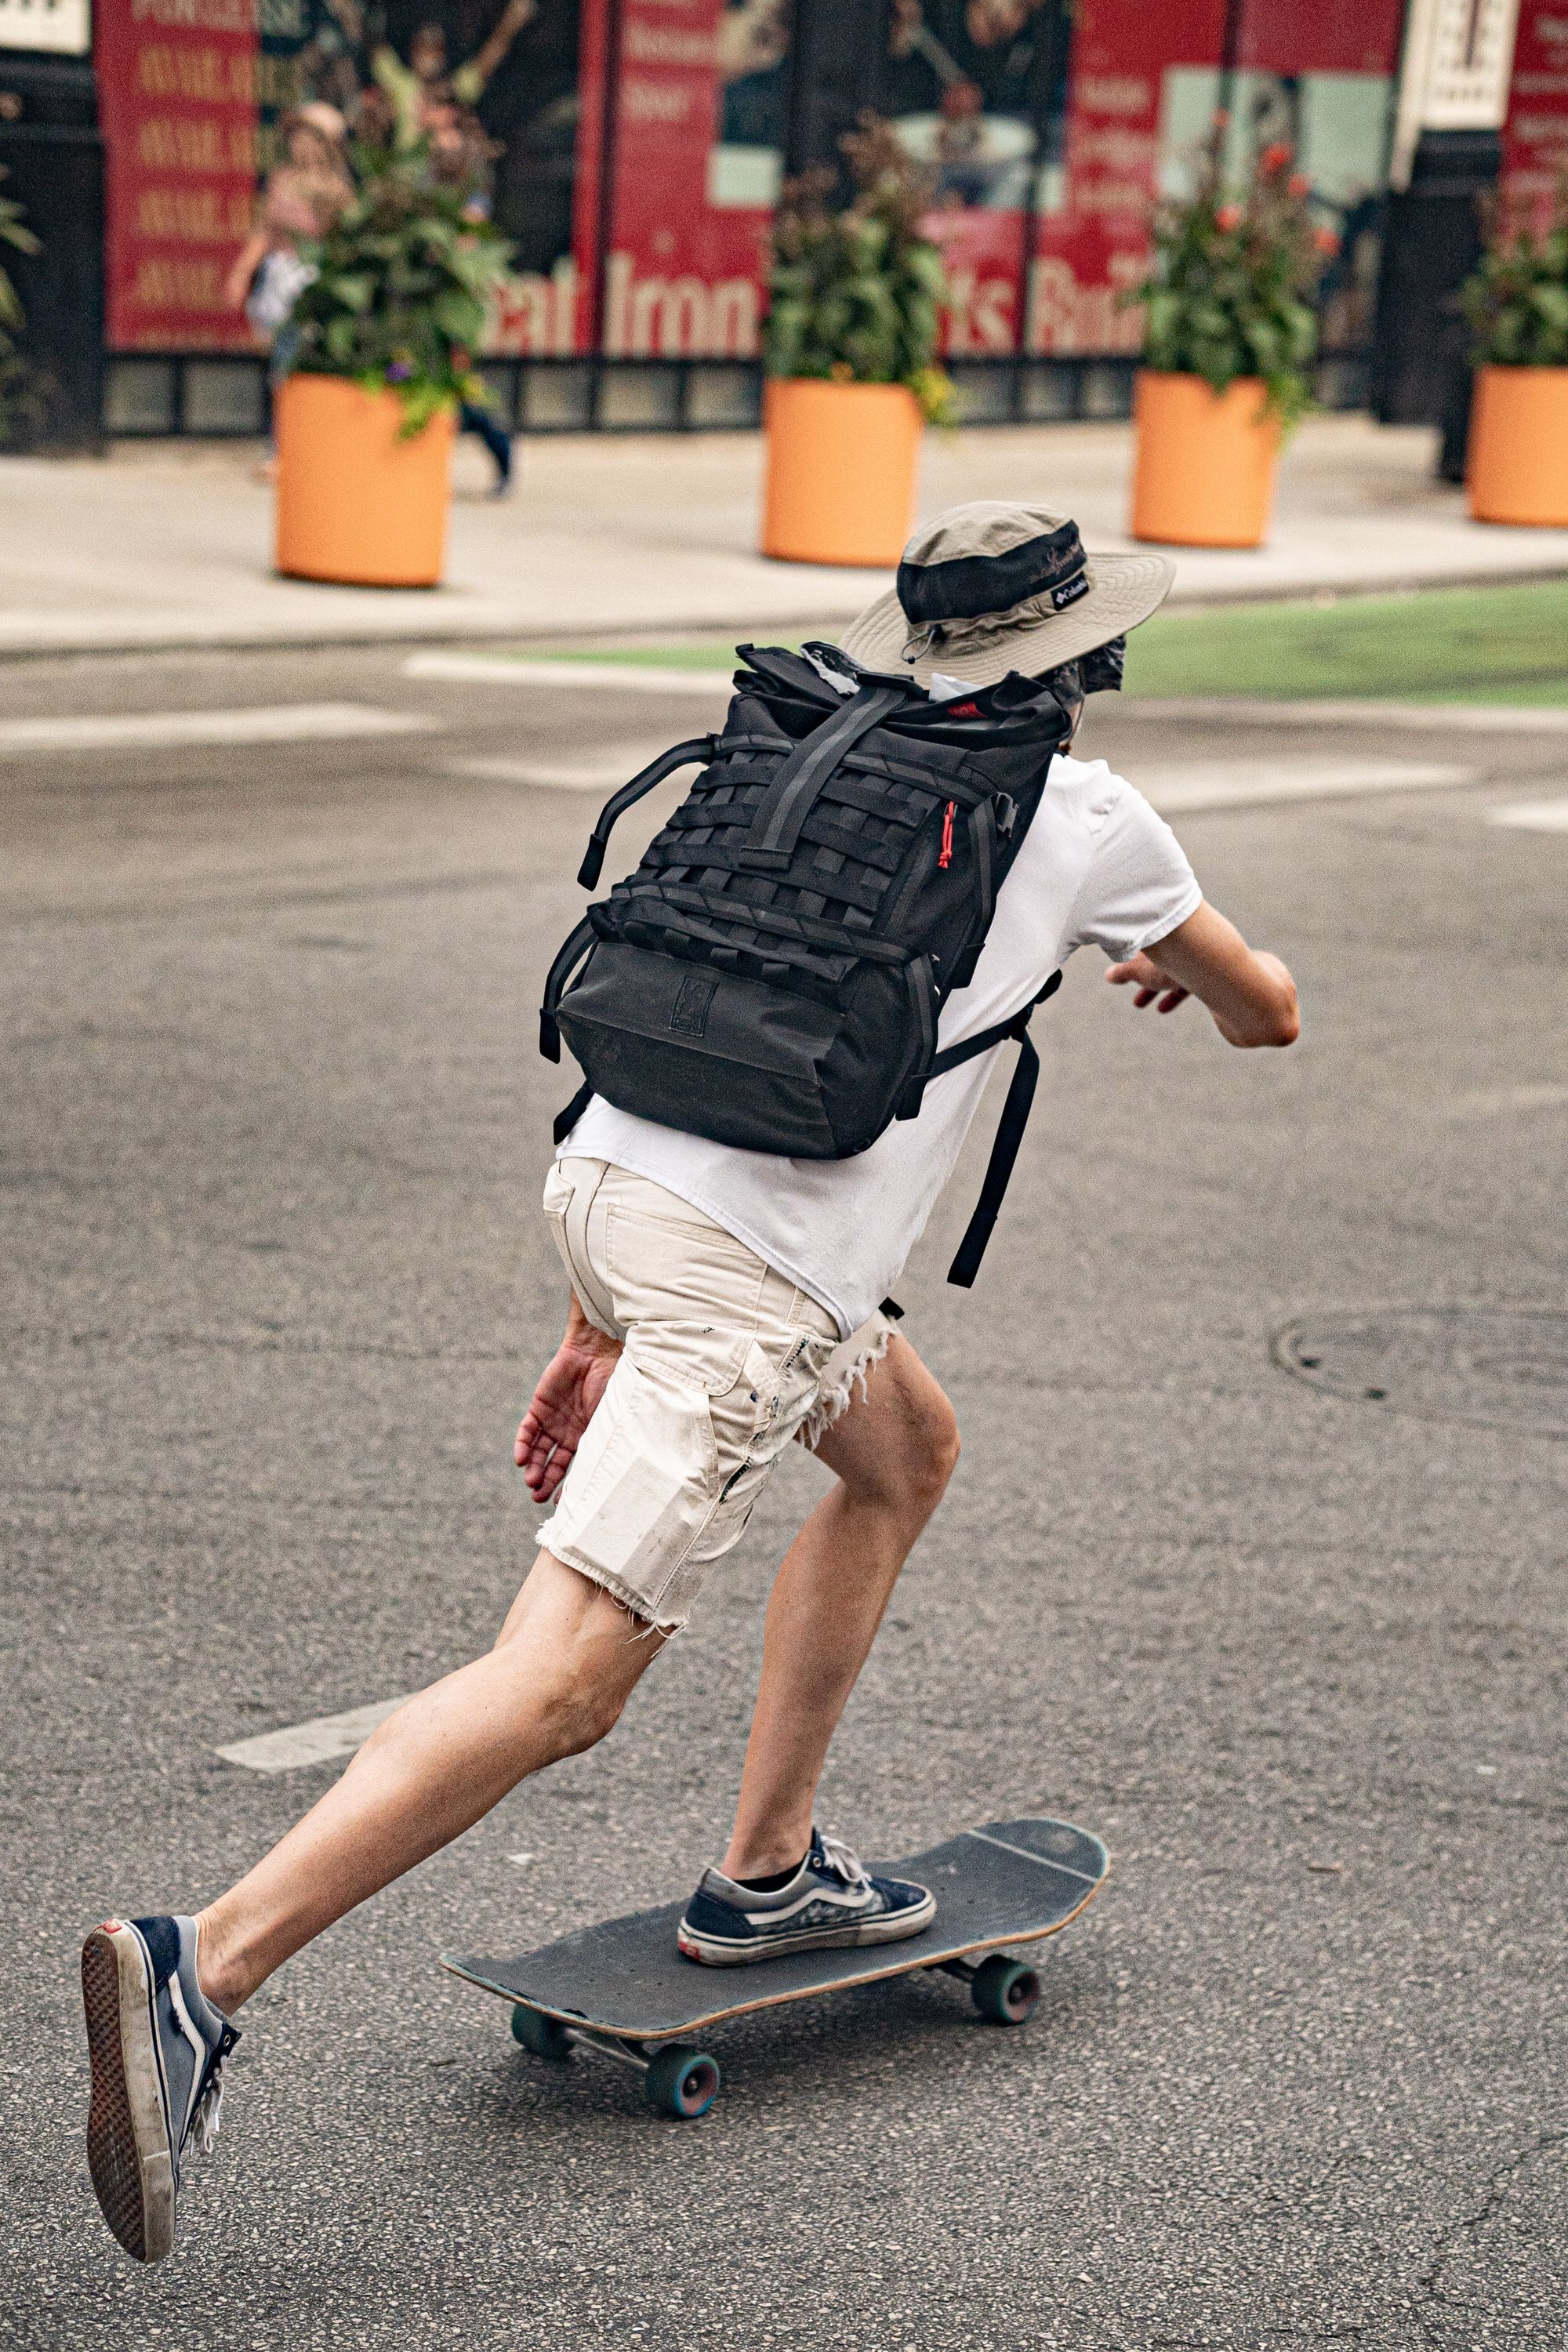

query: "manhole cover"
xmin=1274 ymin=1308 xmax=1568 ymax=1437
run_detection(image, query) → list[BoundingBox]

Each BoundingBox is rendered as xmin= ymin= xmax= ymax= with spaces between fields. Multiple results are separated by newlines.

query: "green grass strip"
xmin=526 ymin=577 xmax=1568 ymax=702
xmin=1122 ymin=577 xmax=1568 ymax=702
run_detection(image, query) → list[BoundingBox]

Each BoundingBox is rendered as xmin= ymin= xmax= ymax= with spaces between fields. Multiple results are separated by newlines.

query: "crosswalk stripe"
xmin=216 ymin=1696 xmax=406 ymax=1773
xmin=405 ymin=653 xmax=732 ymax=694
xmin=1135 ymin=757 xmax=1472 ymax=813
xmin=446 ymin=748 xmax=666 ymax=792
xmin=0 ymin=704 xmax=434 ymax=756
xmin=1125 ymin=697 xmax=1568 ymax=734
xmin=1486 ymin=796 xmax=1568 ymax=832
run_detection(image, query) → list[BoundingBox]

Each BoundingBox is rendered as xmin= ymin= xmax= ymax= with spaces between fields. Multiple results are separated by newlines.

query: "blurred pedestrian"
xmin=225 ymin=103 xmax=352 ymax=374
xmin=371 ymin=20 xmax=528 ymax=495
xmin=427 ymin=91 xmax=515 ymax=494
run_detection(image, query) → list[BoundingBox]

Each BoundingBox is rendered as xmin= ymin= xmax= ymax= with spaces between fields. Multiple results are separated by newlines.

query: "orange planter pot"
xmin=1468 ymin=365 xmax=1568 ymax=527
xmin=760 ymin=379 xmax=922 ymax=567
xmin=274 ymin=376 xmax=456 ymax=587
xmin=1130 ymin=370 xmax=1282 ymax=549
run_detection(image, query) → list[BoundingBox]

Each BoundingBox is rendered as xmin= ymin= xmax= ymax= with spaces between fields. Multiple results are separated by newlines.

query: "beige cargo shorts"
xmin=538 ymin=1158 xmax=892 ymax=1632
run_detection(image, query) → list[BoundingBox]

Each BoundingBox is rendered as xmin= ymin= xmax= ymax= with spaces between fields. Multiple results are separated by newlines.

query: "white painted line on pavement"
xmin=216 ymin=1695 xmax=406 ymax=1773
xmin=405 ymin=652 xmax=733 ymax=694
xmin=446 ymin=747 xmax=666 ymax=792
xmin=0 ymin=704 xmax=435 ymax=757
xmin=1135 ymin=757 xmax=1473 ymax=814
xmin=1486 ymin=796 xmax=1568 ymax=832
xmin=1445 ymin=1080 xmax=1568 ymax=1118
xmin=1125 ymin=697 xmax=1568 ymax=734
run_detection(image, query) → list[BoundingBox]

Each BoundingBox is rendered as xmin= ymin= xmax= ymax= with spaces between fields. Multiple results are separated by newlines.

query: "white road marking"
xmin=1134 ymin=757 xmax=1473 ymax=814
xmin=1486 ymin=796 xmax=1568 ymax=832
xmin=405 ymin=652 xmax=733 ymax=694
xmin=1127 ymin=697 xmax=1568 ymax=735
xmin=216 ymin=1695 xmax=405 ymax=1773
xmin=508 ymin=1853 xmax=535 ymax=1868
xmin=1445 ymin=1080 xmax=1568 ymax=1118
xmin=0 ymin=704 xmax=434 ymax=757
xmin=445 ymin=747 xmax=669 ymax=793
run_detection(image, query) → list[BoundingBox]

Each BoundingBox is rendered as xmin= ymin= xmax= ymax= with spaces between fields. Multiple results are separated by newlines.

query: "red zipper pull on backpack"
xmin=938 ymin=800 xmax=956 ymax=869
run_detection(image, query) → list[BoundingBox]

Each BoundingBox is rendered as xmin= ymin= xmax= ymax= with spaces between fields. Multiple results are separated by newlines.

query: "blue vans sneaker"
xmin=677 ymin=1829 xmax=936 ymax=1966
xmin=81 ymin=1915 xmax=239 ymax=2263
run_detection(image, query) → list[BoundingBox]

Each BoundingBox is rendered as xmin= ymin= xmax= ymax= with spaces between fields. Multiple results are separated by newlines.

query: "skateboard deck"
xmin=443 ymin=1817 xmax=1108 ymax=2114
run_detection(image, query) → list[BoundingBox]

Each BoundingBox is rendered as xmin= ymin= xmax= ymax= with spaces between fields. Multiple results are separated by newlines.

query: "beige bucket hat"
xmin=838 ymin=500 xmax=1176 ymax=689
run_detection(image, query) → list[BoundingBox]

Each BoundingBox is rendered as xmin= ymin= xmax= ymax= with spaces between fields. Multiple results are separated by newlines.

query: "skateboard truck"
xmin=510 ymin=2006 xmax=721 ymax=2119
xmin=935 ymin=1951 xmax=1044 ymax=2025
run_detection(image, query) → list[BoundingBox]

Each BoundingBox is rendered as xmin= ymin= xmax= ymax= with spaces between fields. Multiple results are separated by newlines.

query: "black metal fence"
xmin=101 ymin=347 xmax=1370 ymax=441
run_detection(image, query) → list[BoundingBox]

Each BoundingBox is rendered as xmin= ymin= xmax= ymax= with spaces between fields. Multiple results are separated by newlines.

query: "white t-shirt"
xmin=561 ymin=753 xmax=1203 ymax=1335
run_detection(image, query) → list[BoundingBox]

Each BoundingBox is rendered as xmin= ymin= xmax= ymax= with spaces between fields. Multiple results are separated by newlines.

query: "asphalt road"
xmin=2 ymin=640 xmax=1565 ymax=2349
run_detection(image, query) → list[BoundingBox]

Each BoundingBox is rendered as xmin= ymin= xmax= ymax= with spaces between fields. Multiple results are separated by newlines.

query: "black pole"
xmin=588 ymin=0 xmax=627 ymax=360
xmin=783 ymin=0 xmax=884 ymax=198
xmin=1217 ymin=0 xmax=1246 ymax=142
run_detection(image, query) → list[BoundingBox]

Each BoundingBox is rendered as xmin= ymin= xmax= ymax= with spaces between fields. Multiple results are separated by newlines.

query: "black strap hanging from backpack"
xmin=928 ymin=969 xmax=1062 ymax=1286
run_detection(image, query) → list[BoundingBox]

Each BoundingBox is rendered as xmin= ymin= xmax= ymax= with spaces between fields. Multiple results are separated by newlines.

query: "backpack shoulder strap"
xmin=938 ymin=969 xmax=1064 ymax=1287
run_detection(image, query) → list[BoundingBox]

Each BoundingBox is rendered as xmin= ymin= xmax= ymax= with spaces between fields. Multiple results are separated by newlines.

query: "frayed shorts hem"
xmin=537 ymin=1539 xmax=686 ymax=1639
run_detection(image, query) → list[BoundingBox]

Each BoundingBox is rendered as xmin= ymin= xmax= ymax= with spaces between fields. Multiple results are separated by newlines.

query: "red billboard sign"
xmin=96 ymin=0 xmax=260 ymax=350
xmin=1504 ymin=2 xmax=1568 ymax=226
xmin=1029 ymin=0 xmax=1405 ymax=354
xmin=565 ymin=0 xmax=771 ymax=358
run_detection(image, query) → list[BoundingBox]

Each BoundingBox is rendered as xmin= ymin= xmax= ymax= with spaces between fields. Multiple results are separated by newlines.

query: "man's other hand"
xmin=514 ymin=1296 xmax=622 ymax=1501
xmin=1105 ymin=950 xmax=1192 ymax=1015
xmin=1106 ymin=901 xmax=1299 ymax=1049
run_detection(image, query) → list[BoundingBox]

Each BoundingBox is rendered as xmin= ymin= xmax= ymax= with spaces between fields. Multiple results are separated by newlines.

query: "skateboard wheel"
xmin=970 ymin=1955 xmax=1040 ymax=2027
xmin=511 ymin=2005 xmax=572 ymax=2060
xmin=644 ymin=2045 xmax=720 ymax=2119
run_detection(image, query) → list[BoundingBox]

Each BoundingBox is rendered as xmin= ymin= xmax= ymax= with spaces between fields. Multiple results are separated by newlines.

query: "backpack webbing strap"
xmin=940 ymin=969 xmax=1063 ymax=1288
xmin=553 ymin=1079 xmax=595 ymax=1145
xmin=539 ymin=915 xmax=597 ymax=1062
xmin=739 ymin=686 xmax=907 ymax=871
xmin=577 ymin=737 xmax=720 ymax=891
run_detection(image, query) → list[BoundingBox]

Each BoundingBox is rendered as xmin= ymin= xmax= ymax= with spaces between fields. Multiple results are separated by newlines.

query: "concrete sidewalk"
xmin=5 ymin=412 xmax=1568 ymax=659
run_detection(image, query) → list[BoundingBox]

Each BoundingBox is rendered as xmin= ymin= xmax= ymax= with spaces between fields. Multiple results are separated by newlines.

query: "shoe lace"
xmin=186 ymin=2022 xmax=240 ymax=2160
xmin=816 ymin=1831 xmax=872 ymax=1892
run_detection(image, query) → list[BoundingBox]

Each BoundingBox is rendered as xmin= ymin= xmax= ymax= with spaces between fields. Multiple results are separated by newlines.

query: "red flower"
xmin=1214 ymin=202 xmax=1243 ymax=232
xmin=1288 ymin=172 xmax=1309 ymax=199
xmin=1260 ymin=141 xmax=1292 ymax=175
xmin=1313 ymin=226 xmax=1340 ymax=256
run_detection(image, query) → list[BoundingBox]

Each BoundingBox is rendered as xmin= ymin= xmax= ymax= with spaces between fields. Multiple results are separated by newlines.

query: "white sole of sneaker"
xmin=82 ymin=1922 xmax=176 ymax=2264
xmin=677 ymin=1892 xmax=937 ymax=1967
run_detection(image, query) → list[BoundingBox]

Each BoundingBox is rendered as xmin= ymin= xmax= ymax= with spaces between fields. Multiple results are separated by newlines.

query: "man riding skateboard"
xmin=80 ymin=502 xmax=1299 ymax=2262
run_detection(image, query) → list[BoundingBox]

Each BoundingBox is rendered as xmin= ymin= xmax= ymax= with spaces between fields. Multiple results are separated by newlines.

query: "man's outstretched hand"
xmin=514 ymin=1297 xmax=622 ymax=1501
xmin=1105 ymin=949 xmax=1192 ymax=1015
xmin=1105 ymin=904 xmax=1299 ymax=1050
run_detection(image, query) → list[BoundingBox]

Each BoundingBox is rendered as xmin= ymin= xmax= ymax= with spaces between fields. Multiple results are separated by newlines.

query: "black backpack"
xmin=540 ymin=642 xmax=1075 ymax=1287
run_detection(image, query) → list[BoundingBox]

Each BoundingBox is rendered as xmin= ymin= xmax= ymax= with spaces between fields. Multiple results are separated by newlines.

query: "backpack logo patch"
xmin=670 ymin=975 xmax=718 ymax=1037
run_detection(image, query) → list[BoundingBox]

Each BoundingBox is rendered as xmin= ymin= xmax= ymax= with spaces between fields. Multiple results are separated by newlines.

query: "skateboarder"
xmin=80 ymin=500 xmax=1299 ymax=2262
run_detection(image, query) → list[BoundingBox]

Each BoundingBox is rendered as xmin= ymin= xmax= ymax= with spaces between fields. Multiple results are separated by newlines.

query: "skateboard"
xmin=442 ymin=1815 xmax=1109 ymax=2118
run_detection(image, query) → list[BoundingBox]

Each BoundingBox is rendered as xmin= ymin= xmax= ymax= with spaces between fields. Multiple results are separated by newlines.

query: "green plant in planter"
xmin=1129 ymin=124 xmax=1335 ymax=430
xmin=1461 ymin=177 xmax=1568 ymax=365
xmin=286 ymin=107 xmax=511 ymax=436
xmin=0 ymin=167 xmax=44 ymax=445
xmin=764 ymin=114 xmax=957 ymax=426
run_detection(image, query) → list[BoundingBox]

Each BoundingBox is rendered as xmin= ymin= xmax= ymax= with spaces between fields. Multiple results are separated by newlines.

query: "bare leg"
xmin=720 ymin=1335 xmax=959 ymax=1880
xmin=196 ymin=1552 xmax=662 ymax=2014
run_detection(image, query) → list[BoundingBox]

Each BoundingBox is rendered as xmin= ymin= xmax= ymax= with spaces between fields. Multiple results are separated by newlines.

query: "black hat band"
xmin=897 ymin=518 xmax=1089 ymax=629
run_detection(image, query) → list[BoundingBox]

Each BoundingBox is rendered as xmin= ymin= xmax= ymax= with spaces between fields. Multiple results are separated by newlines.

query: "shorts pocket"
xmin=604 ymin=1203 xmax=768 ymax=1352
